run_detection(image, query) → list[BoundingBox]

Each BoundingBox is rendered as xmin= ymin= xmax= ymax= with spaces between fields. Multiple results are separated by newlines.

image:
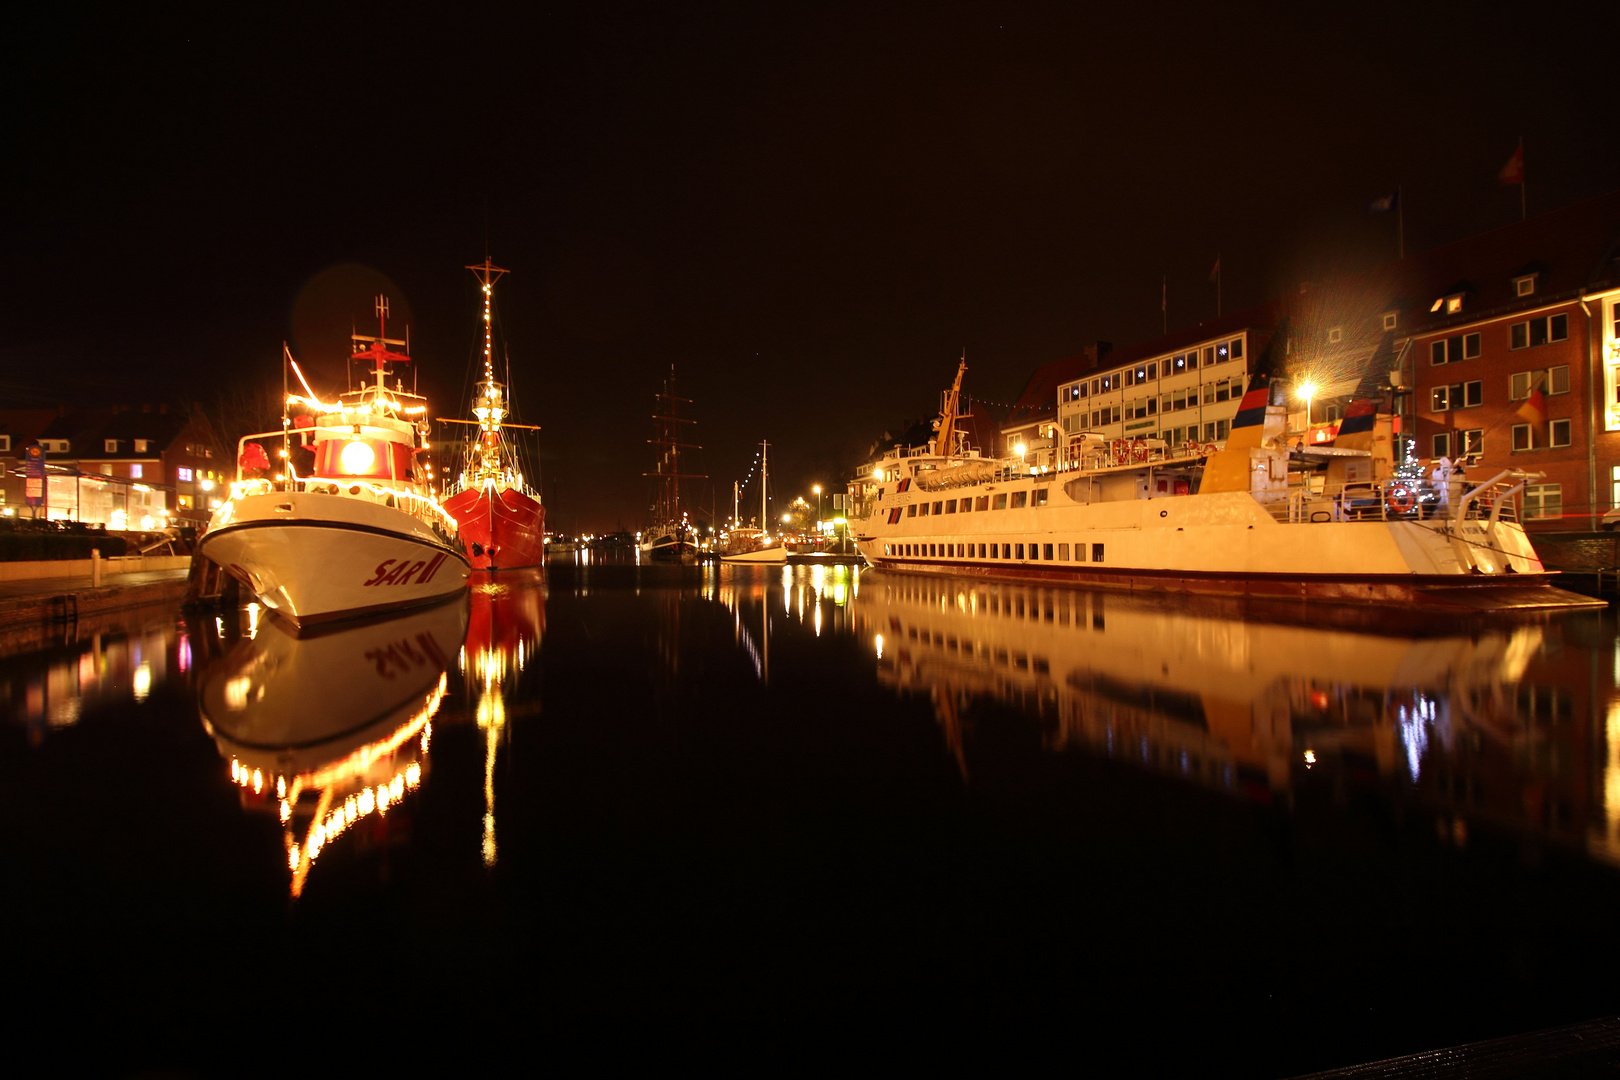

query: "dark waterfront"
xmin=5 ymin=559 xmax=1620 ymax=1074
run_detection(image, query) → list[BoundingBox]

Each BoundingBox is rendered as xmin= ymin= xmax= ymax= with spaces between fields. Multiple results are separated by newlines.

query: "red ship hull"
xmin=443 ymin=485 xmax=546 ymax=570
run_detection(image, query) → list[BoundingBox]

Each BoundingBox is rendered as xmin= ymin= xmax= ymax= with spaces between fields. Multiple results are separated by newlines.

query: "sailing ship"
xmin=846 ymin=347 xmax=1596 ymax=610
xmin=640 ymin=366 xmax=706 ymax=562
xmin=720 ymin=439 xmax=788 ymax=563
xmin=440 ymin=258 xmax=546 ymax=570
xmin=200 ymin=297 xmax=470 ymax=627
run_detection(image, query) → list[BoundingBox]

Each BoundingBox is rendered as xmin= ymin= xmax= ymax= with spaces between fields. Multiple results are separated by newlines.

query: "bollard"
xmin=91 ymin=549 xmax=101 ymax=588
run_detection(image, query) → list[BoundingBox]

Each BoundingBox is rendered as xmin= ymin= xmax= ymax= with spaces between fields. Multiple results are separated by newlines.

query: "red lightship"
xmin=441 ymin=258 xmax=546 ymax=571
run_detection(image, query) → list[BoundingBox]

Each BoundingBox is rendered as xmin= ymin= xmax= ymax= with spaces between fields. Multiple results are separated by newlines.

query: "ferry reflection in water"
xmin=850 ymin=569 xmax=1620 ymax=866
xmin=460 ymin=568 xmax=546 ymax=865
xmin=197 ymin=598 xmax=469 ymax=896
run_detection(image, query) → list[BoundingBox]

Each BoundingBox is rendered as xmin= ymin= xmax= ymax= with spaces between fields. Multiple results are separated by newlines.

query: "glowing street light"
xmin=813 ymin=483 xmax=822 ymax=524
xmin=1297 ymin=380 xmax=1317 ymax=428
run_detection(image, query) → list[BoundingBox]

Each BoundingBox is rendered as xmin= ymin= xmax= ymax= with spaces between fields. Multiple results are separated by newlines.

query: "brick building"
xmin=1019 ymin=189 xmax=1620 ymax=529
xmin=0 ymin=405 xmax=226 ymax=530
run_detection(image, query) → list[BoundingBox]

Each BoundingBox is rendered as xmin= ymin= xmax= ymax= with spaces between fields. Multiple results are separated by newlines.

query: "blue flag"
xmin=1367 ymin=191 xmax=1399 ymax=215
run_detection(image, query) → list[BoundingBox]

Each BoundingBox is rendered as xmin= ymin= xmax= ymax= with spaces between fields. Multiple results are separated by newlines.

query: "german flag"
xmin=1516 ymin=384 xmax=1547 ymax=426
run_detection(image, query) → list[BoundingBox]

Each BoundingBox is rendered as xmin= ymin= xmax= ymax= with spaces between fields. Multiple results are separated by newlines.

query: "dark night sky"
xmin=5 ymin=2 xmax=1617 ymax=532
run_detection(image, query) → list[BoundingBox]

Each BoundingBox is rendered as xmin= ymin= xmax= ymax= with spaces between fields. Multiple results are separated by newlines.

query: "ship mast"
xmin=934 ymin=356 xmax=966 ymax=457
xmin=760 ymin=439 xmax=769 ymax=531
xmin=466 ymin=257 xmax=508 ymax=389
xmin=645 ymin=365 xmax=706 ymax=524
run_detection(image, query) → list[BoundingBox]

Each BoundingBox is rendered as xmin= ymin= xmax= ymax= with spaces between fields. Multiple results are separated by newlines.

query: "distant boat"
xmin=640 ymin=366 xmax=705 ymax=563
xmin=440 ymin=258 xmax=546 ymax=571
xmin=721 ymin=439 xmax=788 ymax=564
xmin=200 ymin=296 xmax=470 ymax=628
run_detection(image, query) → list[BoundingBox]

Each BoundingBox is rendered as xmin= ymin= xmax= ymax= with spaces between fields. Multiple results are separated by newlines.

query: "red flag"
xmin=1499 ymin=139 xmax=1524 ymax=186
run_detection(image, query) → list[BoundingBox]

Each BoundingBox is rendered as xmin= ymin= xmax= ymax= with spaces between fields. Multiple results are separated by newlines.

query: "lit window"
xmin=1446 ymin=296 xmax=1463 ymax=314
xmin=1431 ymin=386 xmax=1451 ymax=411
xmin=177 ymin=467 xmax=193 ymax=482
xmin=129 ymin=463 xmax=142 ymax=478
xmin=135 ymin=439 xmax=151 ymax=453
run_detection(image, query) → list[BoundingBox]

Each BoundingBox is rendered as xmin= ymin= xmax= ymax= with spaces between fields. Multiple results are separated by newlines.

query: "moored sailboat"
xmin=640 ymin=366 xmax=706 ymax=562
xmin=721 ymin=439 xmax=788 ymax=563
xmin=440 ymin=258 xmax=547 ymax=570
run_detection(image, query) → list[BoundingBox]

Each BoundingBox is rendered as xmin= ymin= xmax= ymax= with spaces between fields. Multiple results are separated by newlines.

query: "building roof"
xmin=1004 ymin=343 xmax=1111 ymax=429
xmin=37 ymin=405 xmax=206 ymax=461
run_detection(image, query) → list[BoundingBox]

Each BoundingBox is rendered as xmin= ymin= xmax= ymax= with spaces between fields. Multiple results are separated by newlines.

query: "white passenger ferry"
xmin=848 ymin=359 xmax=1587 ymax=609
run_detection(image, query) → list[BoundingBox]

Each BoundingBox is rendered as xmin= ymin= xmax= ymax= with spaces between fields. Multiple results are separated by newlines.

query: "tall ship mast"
xmin=200 ymin=295 xmax=470 ymax=627
xmin=440 ymin=257 xmax=547 ymax=570
xmin=640 ymin=365 xmax=706 ymax=561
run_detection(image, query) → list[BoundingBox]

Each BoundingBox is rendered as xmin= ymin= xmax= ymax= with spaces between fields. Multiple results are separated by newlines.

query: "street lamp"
xmin=1297 ymin=380 xmax=1317 ymax=430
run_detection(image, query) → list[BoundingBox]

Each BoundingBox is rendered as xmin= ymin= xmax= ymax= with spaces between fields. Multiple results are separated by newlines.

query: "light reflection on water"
xmin=7 ymin=561 xmax=1620 ymax=1071
xmin=7 ymin=565 xmax=1618 ymax=880
xmin=888 ymin=572 xmax=1612 ymax=863
xmin=717 ymin=564 xmax=1620 ymax=870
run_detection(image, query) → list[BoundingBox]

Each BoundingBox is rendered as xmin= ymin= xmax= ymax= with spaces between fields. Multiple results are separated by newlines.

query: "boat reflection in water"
xmin=459 ymin=568 xmax=546 ymax=866
xmin=852 ymin=570 xmax=1620 ymax=864
xmin=197 ymin=598 xmax=470 ymax=896
xmin=714 ymin=563 xmax=862 ymax=681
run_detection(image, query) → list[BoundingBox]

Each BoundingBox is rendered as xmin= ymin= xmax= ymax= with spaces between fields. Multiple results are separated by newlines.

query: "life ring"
xmin=1111 ymin=439 xmax=1128 ymax=463
xmin=1131 ymin=442 xmax=1150 ymax=463
xmin=1386 ymin=485 xmax=1415 ymax=515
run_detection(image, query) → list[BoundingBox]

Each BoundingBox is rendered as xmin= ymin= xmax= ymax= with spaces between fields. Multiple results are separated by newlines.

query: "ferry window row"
xmin=906 ymin=490 xmax=1051 ymax=516
xmin=1065 ymin=340 xmax=1243 ymax=400
xmin=885 ymin=540 xmax=1106 ymax=563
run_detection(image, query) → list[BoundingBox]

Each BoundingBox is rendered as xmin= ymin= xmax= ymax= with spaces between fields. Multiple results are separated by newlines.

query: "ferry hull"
xmin=200 ymin=491 xmax=470 ymax=628
xmin=852 ymin=491 xmax=1588 ymax=610
xmin=443 ymin=484 xmax=546 ymax=570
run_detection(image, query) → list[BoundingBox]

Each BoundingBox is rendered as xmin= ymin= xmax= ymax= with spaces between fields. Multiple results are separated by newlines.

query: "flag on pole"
xmin=1367 ymin=191 xmax=1399 ymax=214
xmin=1499 ymin=139 xmax=1525 ymax=186
xmin=1516 ymin=383 xmax=1546 ymax=426
xmin=1208 ymin=256 xmax=1221 ymax=284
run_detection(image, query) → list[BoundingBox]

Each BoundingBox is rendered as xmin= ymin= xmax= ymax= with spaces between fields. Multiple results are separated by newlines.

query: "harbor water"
xmin=5 ymin=556 xmax=1620 ymax=1074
